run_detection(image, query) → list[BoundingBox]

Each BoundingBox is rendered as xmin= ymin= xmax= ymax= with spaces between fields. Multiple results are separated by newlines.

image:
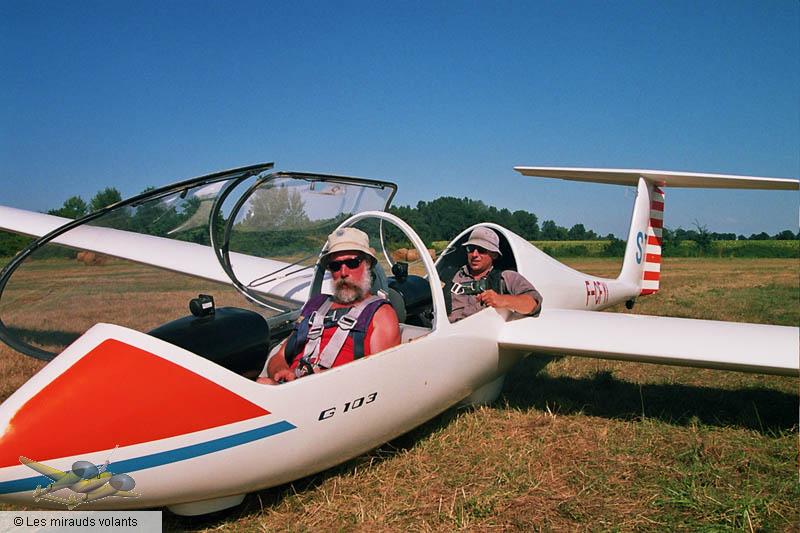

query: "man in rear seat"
xmin=447 ymin=227 xmax=542 ymax=322
xmin=258 ymin=228 xmax=401 ymax=384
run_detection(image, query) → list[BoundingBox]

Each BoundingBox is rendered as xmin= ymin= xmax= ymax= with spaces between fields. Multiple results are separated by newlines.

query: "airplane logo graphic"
xmin=19 ymin=450 xmax=139 ymax=510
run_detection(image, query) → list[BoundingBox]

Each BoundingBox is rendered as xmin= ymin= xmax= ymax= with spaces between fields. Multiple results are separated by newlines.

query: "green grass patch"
xmin=670 ymin=240 xmax=799 ymax=258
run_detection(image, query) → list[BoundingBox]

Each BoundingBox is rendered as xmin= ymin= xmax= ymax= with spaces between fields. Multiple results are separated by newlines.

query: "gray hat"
xmin=462 ymin=227 xmax=502 ymax=255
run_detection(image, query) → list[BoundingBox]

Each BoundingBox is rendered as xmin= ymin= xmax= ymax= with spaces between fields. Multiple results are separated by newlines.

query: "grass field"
xmin=0 ymin=257 xmax=797 ymax=531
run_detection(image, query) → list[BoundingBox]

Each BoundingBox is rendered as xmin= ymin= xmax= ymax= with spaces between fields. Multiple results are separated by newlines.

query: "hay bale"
xmin=90 ymin=254 xmax=109 ymax=266
xmin=392 ymin=248 xmax=408 ymax=262
xmin=77 ymin=251 xmax=108 ymax=266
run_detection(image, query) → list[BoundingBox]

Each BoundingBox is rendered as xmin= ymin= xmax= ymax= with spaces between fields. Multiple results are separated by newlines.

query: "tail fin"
xmin=514 ymin=166 xmax=798 ymax=297
xmin=617 ymin=178 xmax=664 ymax=294
xmin=641 ymin=184 xmax=664 ymax=295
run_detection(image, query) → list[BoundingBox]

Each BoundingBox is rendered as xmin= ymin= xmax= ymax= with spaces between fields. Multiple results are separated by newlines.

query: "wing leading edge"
xmin=498 ymin=309 xmax=798 ymax=376
xmin=0 ymin=206 xmax=308 ymax=303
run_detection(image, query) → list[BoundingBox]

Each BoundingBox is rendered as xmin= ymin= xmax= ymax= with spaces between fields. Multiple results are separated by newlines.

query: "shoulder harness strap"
xmin=316 ymin=295 xmax=386 ymax=368
xmin=284 ymin=294 xmax=331 ymax=365
xmin=488 ymin=269 xmax=507 ymax=294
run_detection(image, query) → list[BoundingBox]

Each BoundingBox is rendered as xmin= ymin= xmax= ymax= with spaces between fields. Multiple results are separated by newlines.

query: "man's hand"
xmin=258 ymin=368 xmax=297 ymax=385
xmin=477 ymin=289 xmax=504 ymax=308
xmin=477 ymin=290 xmax=537 ymax=315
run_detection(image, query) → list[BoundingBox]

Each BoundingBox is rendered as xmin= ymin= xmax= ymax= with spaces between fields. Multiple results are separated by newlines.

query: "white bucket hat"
xmin=462 ymin=227 xmax=502 ymax=255
xmin=321 ymin=227 xmax=377 ymax=264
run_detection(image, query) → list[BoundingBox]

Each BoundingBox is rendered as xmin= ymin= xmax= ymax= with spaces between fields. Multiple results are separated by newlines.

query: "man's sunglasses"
xmin=327 ymin=256 xmax=365 ymax=272
xmin=465 ymin=245 xmax=490 ymax=255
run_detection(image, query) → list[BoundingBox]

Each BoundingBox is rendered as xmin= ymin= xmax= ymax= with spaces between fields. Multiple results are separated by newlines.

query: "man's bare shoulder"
xmin=373 ymin=301 xmax=400 ymax=325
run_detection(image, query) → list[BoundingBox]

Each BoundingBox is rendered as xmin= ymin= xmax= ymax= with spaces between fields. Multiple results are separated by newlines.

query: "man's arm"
xmin=368 ymin=304 xmax=402 ymax=354
xmin=477 ymin=271 xmax=543 ymax=316
xmin=477 ymin=291 xmax=537 ymax=315
xmin=257 ymin=340 xmax=295 ymax=384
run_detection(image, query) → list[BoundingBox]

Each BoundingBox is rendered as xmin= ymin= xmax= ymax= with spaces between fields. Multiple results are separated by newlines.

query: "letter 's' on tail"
xmin=514 ymin=166 xmax=798 ymax=297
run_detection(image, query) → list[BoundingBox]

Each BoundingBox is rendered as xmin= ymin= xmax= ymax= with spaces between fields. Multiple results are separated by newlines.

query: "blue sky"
xmin=1 ymin=1 xmax=797 ymax=237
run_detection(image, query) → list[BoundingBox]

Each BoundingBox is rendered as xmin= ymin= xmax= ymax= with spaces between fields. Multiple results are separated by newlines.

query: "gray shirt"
xmin=448 ymin=266 xmax=543 ymax=322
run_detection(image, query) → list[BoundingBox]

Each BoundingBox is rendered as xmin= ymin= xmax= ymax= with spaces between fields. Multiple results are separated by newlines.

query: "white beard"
xmin=333 ymin=271 xmax=372 ymax=304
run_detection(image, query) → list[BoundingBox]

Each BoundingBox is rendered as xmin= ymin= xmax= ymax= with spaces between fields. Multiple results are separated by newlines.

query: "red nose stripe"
xmin=0 ymin=339 xmax=268 ymax=467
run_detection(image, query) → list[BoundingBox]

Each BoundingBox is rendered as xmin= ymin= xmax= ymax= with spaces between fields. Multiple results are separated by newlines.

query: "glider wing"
xmin=498 ymin=309 xmax=798 ymax=377
xmin=0 ymin=206 xmax=305 ymax=302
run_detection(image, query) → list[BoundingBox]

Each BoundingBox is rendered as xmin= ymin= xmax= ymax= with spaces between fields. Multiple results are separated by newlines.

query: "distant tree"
xmin=241 ymin=186 xmax=309 ymax=230
xmin=541 ymin=220 xmax=558 ymax=240
xmin=602 ymin=235 xmax=626 ymax=256
xmin=48 ymin=196 xmax=88 ymax=219
xmin=510 ymin=210 xmax=539 ymax=240
xmin=390 ymin=196 xmax=589 ymax=243
xmin=567 ymin=223 xmax=587 ymax=241
xmin=675 ymin=227 xmax=699 ymax=241
xmin=425 ymin=197 xmax=484 ymax=239
xmin=90 ymin=187 xmax=123 ymax=211
xmin=660 ymin=227 xmax=680 ymax=256
xmin=693 ymin=221 xmax=713 ymax=254
xmin=710 ymin=232 xmax=736 ymax=241
xmin=749 ymin=232 xmax=770 ymax=241
xmin=774 ymin=230 xmax=797 ymax=240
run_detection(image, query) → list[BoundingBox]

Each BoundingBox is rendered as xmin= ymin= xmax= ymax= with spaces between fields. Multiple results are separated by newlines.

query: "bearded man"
xmin=258 ymin=228 xmax=401 ymax=384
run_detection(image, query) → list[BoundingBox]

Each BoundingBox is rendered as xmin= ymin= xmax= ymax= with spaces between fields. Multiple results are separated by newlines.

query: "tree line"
xmin=388 ymin=196 xmax=798 ymax=244
xmin=1 ymin=189 xmax=797 ymax=258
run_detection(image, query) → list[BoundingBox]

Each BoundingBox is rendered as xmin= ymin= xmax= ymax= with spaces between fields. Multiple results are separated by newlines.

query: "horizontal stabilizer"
xmin=498 ymin=309 xmax=798 ymax=376
xmin=514 ymin=167 xmax=799 ymax=190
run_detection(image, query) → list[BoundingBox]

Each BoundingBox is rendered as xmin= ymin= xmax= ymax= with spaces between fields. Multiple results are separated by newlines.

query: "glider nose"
xmin=0 ymin=329 xmax=270 ymax=474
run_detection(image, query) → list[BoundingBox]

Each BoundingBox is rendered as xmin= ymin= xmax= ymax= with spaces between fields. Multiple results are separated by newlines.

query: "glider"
xmin=0 ymin=163 xmax=795 ymax=514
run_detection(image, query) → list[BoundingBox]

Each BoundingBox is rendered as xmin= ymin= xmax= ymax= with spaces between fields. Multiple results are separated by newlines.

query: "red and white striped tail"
xmin=640 ymin=185 xmax=664 ymax=295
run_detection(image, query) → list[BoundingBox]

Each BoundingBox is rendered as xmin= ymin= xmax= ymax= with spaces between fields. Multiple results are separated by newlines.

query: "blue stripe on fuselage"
xmin=0 ymin=420 xmax=295 ymax=495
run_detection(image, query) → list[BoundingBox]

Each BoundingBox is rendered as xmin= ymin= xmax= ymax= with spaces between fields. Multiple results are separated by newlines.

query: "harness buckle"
xmin=307 ymin=324 xmax=324 ymax=340
xmin=337 ymin=314 xmax=358 ymax=331
xmin=454 ymin=279 xmax=488 ymax=296
xmin=295 ymin=358 xmax=316 ymax=378
xmin=450 ymin=282 xmax=465 ymax=295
